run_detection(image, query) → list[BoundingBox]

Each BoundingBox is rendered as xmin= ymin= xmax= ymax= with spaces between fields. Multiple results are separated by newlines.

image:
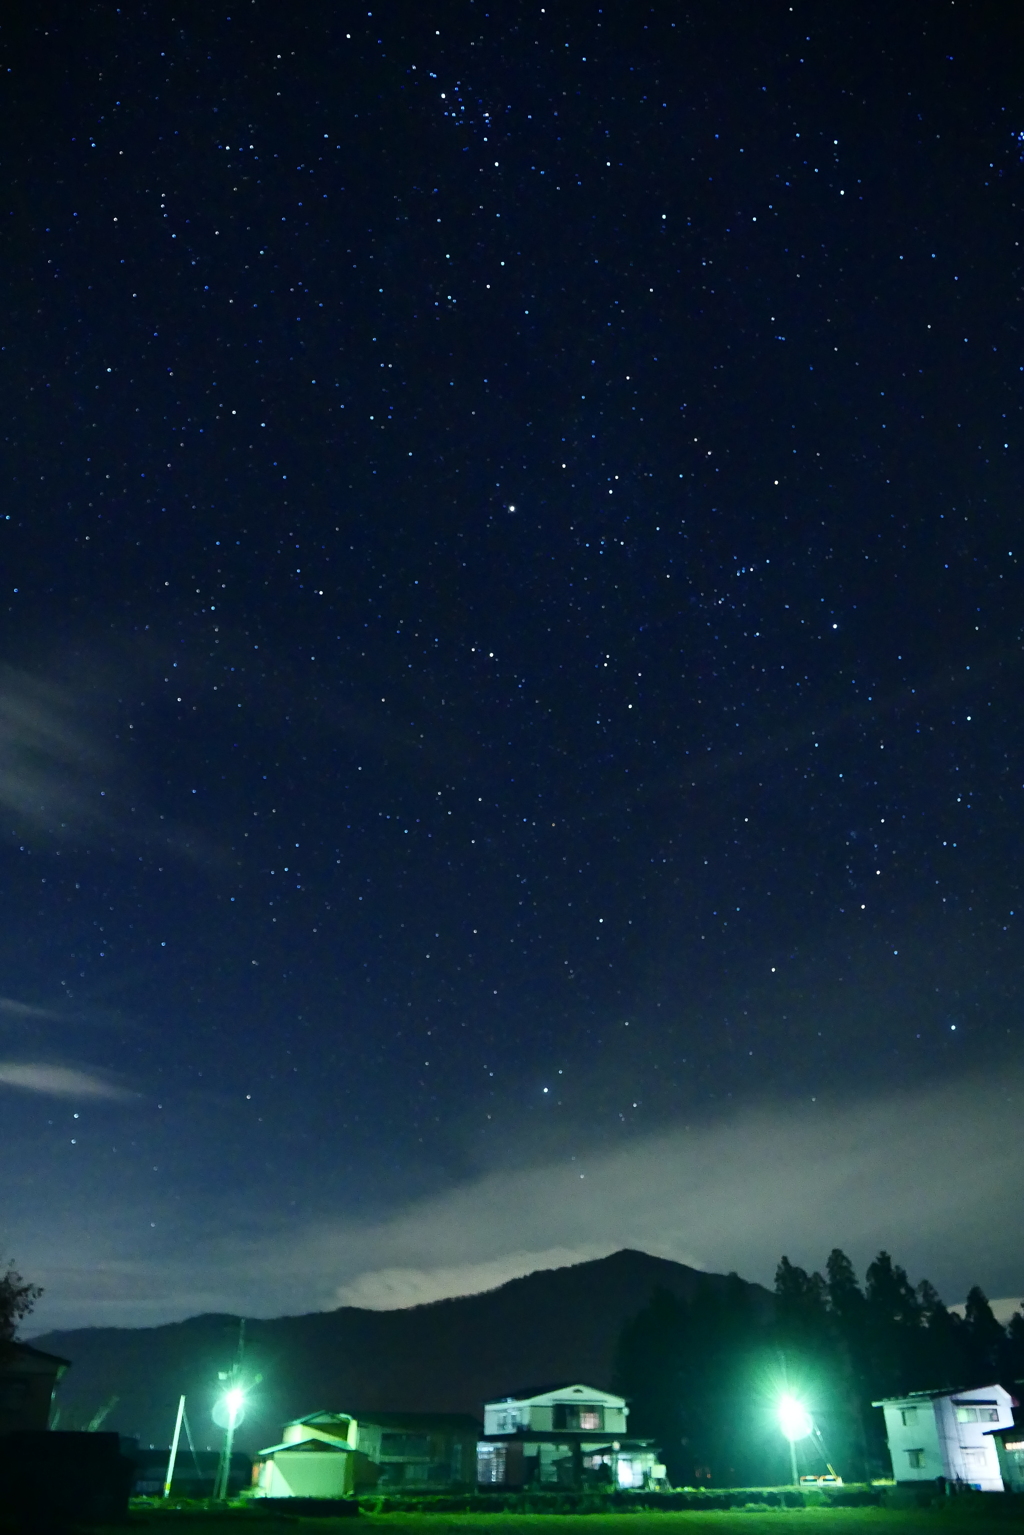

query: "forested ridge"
xmin=613 ymin=1249 xmax=1024 ymax=1487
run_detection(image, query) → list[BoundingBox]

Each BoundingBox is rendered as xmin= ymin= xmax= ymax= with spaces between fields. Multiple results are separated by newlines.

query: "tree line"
xmin=612 ymin=1250 xmax=1024 ymax=1488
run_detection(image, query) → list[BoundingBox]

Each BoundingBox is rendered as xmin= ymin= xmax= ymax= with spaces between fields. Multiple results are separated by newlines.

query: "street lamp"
xmin=777 ymin=1395 xmax=813 ymax=1486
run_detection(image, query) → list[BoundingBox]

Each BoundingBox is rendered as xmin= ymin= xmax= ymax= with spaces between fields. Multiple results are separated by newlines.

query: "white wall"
xmin=261 ymin=1452 xmax=350 ymax=1498
xmin=935 ymin=1387 xmax=1013 ymax=1491
xmin=483 ymin=1386 xmax=628 ymax=1436
xmin=881 ymin=1387 xmax=1013 ymax=1491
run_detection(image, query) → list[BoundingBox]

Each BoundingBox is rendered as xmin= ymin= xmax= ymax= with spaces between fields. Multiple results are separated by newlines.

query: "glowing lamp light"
xmin=212 ymin=1386 xmax=246 ymax=1430
xmin=778 ymin=1395 xmax=813 ymax=1442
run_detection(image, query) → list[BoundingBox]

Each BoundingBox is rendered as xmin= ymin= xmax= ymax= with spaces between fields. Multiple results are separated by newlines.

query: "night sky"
xmin=4 ymin=1 xmax=1024 ymax=1333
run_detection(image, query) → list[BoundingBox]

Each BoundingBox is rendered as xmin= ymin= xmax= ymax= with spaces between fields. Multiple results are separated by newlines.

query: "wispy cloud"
xmin=0 ymin=665 xmax=110 ymax=840
xmin=334 ymin=1247 xmax=610 ymax=1309
xmin=0 ymin=658 xmax=218 ymax=863
xmin=0 ymin=998 xmax=64 ymax=1021
xmin=0 ymin=1062 xmax=134 ymax=1100
xmin=18 ymin=1072 xmax=1024 ymax=1332
xmin=950 ymin=1296 xmax=1023 ymax=1325
xmin=284 ymin=1072 xmax=1024 ymax=1315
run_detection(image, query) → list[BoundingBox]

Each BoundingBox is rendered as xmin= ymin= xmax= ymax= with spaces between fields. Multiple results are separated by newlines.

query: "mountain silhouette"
xmin=31 ymin=1248 xmax=771 ymax=1454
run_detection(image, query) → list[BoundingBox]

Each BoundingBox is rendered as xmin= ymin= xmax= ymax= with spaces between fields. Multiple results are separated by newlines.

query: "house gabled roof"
xmin=872 ymin=1383 xmax=1009 ymax=1408
xmin=258 ymin=1435 xmax=355 ymax=1456
xmin=283 ymin=1410 xmax=353 ymax=1428
xmin=488 ymin=1383 xmax=625 ymax=1408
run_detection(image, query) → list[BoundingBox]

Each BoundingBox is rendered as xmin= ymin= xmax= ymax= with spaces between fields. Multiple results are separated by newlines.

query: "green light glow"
xmin=778 ymin=1394 xmax=813 ymax=1442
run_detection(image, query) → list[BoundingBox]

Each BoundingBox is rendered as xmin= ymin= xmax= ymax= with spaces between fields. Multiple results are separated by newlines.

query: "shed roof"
xmin=1 ymin=1342 xmax=71 ymax=1373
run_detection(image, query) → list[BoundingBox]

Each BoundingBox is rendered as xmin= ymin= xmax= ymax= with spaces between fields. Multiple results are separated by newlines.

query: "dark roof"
xmin=352 ymin=1411 xmax=481 ymax=1431
xmin=872 ymin=1384 xmax=1004 ymax=1407
xmin=1 ymin=1342 xmax=71 ymax=1371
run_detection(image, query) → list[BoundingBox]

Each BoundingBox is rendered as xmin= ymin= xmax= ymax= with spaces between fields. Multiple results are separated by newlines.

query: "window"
xmin=899 ymin=1408 xmax=917 ymax=1426
xmin=476 ymin=1444 xmax=506 ymax=1485
xmin=379 ymin=1433 xmax=431 ymax=1458
xmin=905 ymin=1449 xmax=925 ymax=1469
xmin=956 ymin=1405 xmax=999 ymax=1423
xmin=553 ymin=1404 xmax=604 ymax=1431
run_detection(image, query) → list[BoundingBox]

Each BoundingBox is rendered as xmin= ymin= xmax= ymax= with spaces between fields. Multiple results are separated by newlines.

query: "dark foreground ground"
xmin=17 ymin=1498 xmax=1020 ymax=1535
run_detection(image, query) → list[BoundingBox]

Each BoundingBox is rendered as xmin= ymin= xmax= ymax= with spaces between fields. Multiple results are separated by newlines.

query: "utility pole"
xmin=163 ymin=1395 xmax=186 ymax=1498
xmin=214 ymin=1319 xmax=246 ymax=1501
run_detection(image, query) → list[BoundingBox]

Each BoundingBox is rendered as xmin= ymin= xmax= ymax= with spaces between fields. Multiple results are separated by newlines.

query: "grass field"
xmin=71 ymin=1502 xmax=1024 ymax=1535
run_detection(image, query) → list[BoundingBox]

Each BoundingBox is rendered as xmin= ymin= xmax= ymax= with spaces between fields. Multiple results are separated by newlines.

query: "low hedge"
xmin=356 ymin=1486 xmax=883 ymax=1514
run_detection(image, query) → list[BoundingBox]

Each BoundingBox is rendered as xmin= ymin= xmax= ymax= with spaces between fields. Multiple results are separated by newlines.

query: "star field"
xmin=2 ymin=0 xmax=1024 ymax=1325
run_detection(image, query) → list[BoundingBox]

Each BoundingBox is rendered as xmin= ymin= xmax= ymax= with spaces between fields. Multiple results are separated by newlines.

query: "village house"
xmin=477 ymin=1383 xmax=666 ymax=1489
xmin=873 ymin=1384 xmax=1015 ymax=1491
xmin=253 ymin=1408 xmax=481 ymax=1497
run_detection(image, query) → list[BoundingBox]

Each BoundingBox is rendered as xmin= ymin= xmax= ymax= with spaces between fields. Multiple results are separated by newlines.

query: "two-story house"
xmin=873 ymin=1384 xmax=1015 ymax=1491
xmin=477 ymin=1383 xmax=666 ymax=1489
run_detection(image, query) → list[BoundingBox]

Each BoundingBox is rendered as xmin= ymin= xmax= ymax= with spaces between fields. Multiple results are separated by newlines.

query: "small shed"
xmin=255 ymin=1436 xmax=358 ymax=1499
xmin=254 ymin=1409 xmax=480 ymax=1497
xmin=0 ymin=1342 xmax=69 ymax=1434
xmin=985 ymin=1423 xmax=1024 ymax=1494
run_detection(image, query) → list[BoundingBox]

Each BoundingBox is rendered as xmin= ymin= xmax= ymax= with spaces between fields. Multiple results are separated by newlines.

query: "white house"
xmin=873 ymin=1385 xmax=1015 ymax=1491
xmin=478 ymin=1384 xmax=666 ymax=1489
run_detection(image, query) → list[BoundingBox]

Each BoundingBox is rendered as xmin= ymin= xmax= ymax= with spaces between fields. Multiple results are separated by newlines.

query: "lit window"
xmin=956 ymin=1407 xmax=979 ymax=1423
xmin=553 ymin=1404 xmax=604 ymax=1431
xmin=476 ymin=1444 xmax=506 ymax=1484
